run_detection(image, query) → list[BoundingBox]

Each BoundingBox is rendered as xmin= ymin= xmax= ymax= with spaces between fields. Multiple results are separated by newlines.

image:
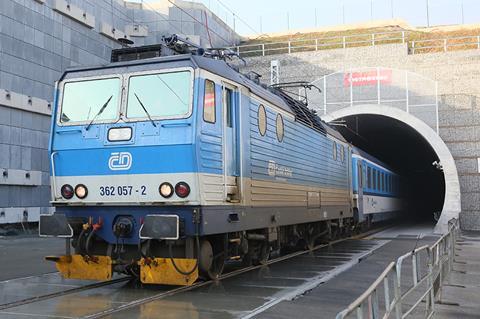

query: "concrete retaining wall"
xmin=0 ymin=0 xmax=239 ymax=224
xmin=241 ymin=44 xmax=480 ymax=230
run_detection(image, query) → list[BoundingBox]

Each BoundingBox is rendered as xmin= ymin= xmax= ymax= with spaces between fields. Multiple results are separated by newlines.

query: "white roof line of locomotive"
xmin=61 ymin=53 xmax=346 ymax=142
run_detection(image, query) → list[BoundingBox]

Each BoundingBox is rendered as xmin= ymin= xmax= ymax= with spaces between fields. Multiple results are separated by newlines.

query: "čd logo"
xmin=108 ymin=152 xmax=132 ymax=170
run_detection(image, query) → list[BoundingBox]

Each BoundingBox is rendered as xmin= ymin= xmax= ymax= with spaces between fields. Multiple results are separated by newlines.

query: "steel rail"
xmin=0 ymin=276 xmax=132 ymax=311
xmin=82 ymin=225 xmax=392 ymax=319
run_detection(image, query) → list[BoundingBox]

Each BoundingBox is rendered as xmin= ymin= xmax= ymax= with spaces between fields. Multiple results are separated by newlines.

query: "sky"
xmin=144 ymin=0 xmax=480 ymax=36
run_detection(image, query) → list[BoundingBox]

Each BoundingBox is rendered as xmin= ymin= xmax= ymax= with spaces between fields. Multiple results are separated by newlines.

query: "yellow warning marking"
xmin=139 ymin=258 xmax=198 ymax=286
xmin=47 ymin=255 xmax=112 ymax=281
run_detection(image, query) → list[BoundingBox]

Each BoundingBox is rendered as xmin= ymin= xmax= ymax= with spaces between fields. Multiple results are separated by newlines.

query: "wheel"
xmin=244 ymin=241 xmax=270 ymax=266
xmin=199 ymin=239 xmax=225 ymax=280
xmin=305 ymin=225 xmax=317 ymax=250
xmin=306 ymin=235 xmax=316 ymax=251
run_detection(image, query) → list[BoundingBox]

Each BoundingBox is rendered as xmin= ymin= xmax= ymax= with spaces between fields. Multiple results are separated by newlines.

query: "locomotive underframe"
xmin=42 ymin=204 xmax=356 ymax=285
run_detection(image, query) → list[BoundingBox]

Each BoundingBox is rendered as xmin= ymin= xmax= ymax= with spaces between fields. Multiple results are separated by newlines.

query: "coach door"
xmin=223 ymin=84 xmax=240 ymax=202
xmin=356 ymin=161 xmax=365 ymax=218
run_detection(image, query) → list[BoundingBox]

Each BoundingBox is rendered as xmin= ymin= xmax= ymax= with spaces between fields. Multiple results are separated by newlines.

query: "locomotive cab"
xmin=41 ymin=53 xmax=245 ymax=285
xmin=51 ymin=65 xmax=200 ymax=206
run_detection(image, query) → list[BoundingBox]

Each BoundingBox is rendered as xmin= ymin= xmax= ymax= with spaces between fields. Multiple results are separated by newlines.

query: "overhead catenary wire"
xmin=211 ymin=0 xmax=260 ymax=35
xmin=166 ymin=0 xmax=235 ymax=46
xmin=140 ymin=0 xmax=185 ymax=35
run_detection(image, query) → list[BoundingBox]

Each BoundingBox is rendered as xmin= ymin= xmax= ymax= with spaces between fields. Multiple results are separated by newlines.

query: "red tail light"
xmin=175 ymin=182 xmax=190 ymax=198
xmin=61 ymin=184 xmax=74 ymax=199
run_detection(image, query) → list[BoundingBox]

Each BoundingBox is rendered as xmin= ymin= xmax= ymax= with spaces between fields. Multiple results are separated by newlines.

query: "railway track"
xmin=0 ymin=226 xmax=390 ymax=319
xmin=0 ymin=276 xmax=130 ymax=311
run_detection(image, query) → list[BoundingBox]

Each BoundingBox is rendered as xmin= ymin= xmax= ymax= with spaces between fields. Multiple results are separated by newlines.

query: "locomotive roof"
xmin=61 ymin=54 xmax=345 ymax=142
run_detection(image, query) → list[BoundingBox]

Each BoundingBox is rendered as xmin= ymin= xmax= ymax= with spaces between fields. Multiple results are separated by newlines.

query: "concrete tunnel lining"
xmin=321 ymin=104 xmax=461 ymax=234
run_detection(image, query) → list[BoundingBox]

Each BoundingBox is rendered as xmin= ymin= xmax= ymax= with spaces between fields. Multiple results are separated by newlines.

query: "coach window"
xmin=276 ymin=113 xmax=284 ymax=142
xmin=258 ymin=104 xmax=267 ymax=136
xmin=357 ymin=163 xmax=363 ymax=187
xmin=367 ymin=167 xmax=372 ymax=189
xmin=377 ymin=171 xmax=380 ymax=191
xmin=333 ymin=142 xmax=337 ymax=160
xmin=203 ymin=80 xmax=216 ymax=123
xmin=373 ymin=170 xmax=377 ymax=190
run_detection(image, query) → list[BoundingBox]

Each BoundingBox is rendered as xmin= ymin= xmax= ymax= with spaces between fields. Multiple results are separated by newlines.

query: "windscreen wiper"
xmin=85 ymin=95 xmax=113 ymax=131
xmin=155 ymin=75 xmax=187 ymax=107
xmin=134 ymin=93 xmax=157 ymax=128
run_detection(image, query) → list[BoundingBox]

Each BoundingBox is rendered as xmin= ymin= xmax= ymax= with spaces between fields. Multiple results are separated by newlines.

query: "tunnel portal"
xmin=322 ymin=105 xmax=461 ymax=233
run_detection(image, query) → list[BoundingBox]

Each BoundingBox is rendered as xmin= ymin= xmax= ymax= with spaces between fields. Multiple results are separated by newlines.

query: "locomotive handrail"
xmin=50 ymin=151 xmax=59 ymax=201
xmin=335 ymin=218 xmax=459 ymax=319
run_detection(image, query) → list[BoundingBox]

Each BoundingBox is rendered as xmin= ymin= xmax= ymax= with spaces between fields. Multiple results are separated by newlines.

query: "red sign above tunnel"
xmin=344 ymin=70 xmax=392 ymax=87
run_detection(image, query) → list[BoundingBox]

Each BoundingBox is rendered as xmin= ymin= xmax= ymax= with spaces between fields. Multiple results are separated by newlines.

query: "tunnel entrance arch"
xmin=307 ymin=67 xmax=459 ymax=233
xmin=321 ymin=105 xmax=460 ymax=233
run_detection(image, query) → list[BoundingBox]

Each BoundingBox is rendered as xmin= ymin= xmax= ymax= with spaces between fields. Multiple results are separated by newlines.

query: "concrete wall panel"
xmin=241 ymin=43 xmax=480 ymax=230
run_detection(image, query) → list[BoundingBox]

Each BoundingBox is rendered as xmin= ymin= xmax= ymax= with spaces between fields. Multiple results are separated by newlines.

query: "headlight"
xmin=75 ymin=184 xmax=88 ymax=199
xmin=175 ymin=182 xmax=190 ymax=198
xmin=61 ymin=184 xmax=74 ymax=199
xmin=159 ymin=182 xmax=174 ymax=198
xmin=108 ymin=127 xmax=132 ymax=142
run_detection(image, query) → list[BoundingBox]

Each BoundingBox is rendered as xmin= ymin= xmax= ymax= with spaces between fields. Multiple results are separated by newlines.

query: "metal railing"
xmin=411 ymin=35 xmax=480 ymax=54
xmin=231 ymin=31 xmax=407 ymax=57
xmin=231 ymin=32 xmax=480 ymax=57
xmin=335 ymin=219 xmax=459 ymax=319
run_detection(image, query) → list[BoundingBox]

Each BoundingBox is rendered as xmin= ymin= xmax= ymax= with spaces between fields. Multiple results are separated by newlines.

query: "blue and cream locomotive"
xmin=40 ymin=39 xmax=403 ymax=285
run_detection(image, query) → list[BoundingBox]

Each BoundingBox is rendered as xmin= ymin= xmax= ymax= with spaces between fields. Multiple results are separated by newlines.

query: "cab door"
xmin=223 ymin=84 xmax=240 ymax=202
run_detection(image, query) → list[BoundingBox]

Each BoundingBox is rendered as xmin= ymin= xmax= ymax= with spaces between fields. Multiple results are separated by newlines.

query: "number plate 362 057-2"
xmin=99 ymin=185 xmax=147 ymax=196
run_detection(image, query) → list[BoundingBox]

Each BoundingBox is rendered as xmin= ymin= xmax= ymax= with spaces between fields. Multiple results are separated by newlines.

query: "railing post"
xmin=384 ymin=276 xmax=390 ymax=312
xmin=412 ymin=41 xmax=415 ymax=54
xmin=477 ymin=35 xmax=480 ymax=49
xmin=372 ymin=290 xmax=380 ymax=319
xmin=236 ymin=46 xmax=240 ymax=56
xmin=288 ymin=41 xmax=291 ymax=54
xmin=443 ymin=39 xmax=447 ymax=52
xmin=372 ymin=33 xmax=375 ymax=46
xmin=343 ymin=36 xmax=346 ymax=49
xmin=356 ymin=305 xmax=363 ymax=319
xmin=402 ymin=31 xmax=405 ymax=44
xmin=315 ymin=38 xmax=318 ymax=51
xmin=262 ymin=43 xmax=265 ymax=56
xmin=427 ymin=249 xmax=435 ymax=316
xmin=412 ymin=254 xmax=418 ymax=284
xmin=393 ymin=264 xmax=402 ymax=319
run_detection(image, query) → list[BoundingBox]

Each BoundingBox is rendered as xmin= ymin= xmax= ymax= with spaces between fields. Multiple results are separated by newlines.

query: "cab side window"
xmin=203 ymin=80 xmax=216 ymax=123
